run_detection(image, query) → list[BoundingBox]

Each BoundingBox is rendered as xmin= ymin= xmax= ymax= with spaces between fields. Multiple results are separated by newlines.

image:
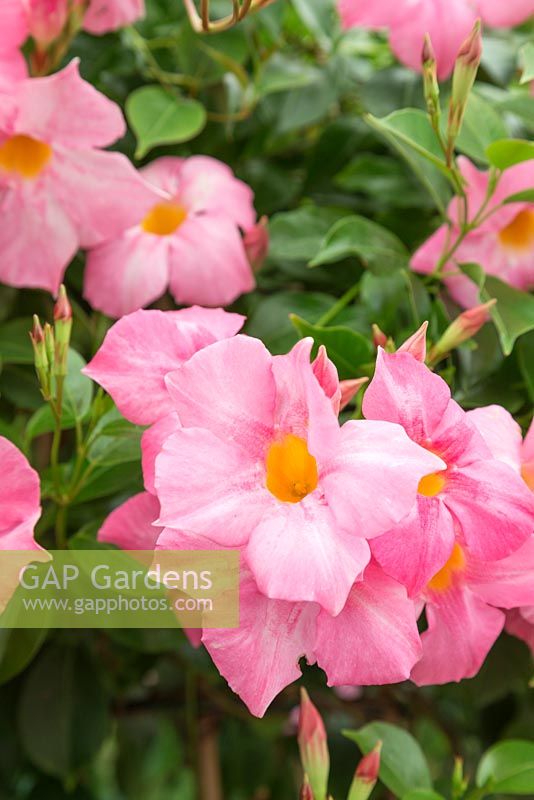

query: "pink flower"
xmin=363 ymin=347 xmax=534 ymax=596
xmin=0 ymin=436 xmax=41 ymax=550
xmin=24 ymin=0 xmax=69 ymax=46
xmin=0 ymin=0 xmax=28 ymax=83
xmin=83 ymin=306 xmax=245 ymax=426
xmin=83 ymin=156 xmax=258 ymax=317
xmin=411 ymin=536 xmax=534 ymax=684
xmin=0 ymin=60 xmax=157 ymax=295
xmin=412 ymin=158 xmax=534 ymax=308
xmin=467 ymin=405 xmax=534 ymax=491
xmin=337 ymin=0 xmax=533 ymax=79
xmin=506 ymin=606 xmax=534 ymax=656
xmin=154 ymin=335 xmax=442 ymax=615
xmin=83 ymin=0 xmax=145 ymax=34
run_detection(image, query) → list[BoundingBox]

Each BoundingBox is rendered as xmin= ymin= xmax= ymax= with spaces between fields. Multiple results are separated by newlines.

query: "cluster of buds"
xmin=182 ymin=0 xmax=274 ymax=33
xmin=297 ymin=690 xmax=381 ymax=800
xmin=30 ymin=285 xmax=73 ymax=402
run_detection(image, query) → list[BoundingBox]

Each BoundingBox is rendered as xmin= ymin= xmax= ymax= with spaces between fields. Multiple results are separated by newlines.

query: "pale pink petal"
xmin=155 ymin=428 xmax=271 ymax=546
xmin=522 ymin=418 xmax=534 ymax=465
xmin=246 ymin=498 xmax=371 ymax=616
xmin=467 ymin=405 xmax=523 ymax=473
xmin=14 ymin=60 xmax=125 ymax=147
xmin=98 ymin=491 xmax=162 ymax=550
xmin=505 ymin=609 xmax=534 ymax=655
xmin=0 ymin=50 xmax=28 ymax=83
xmin=84 ymin=227 xmax=171 ymax=318
xmin=0 ymin=436 xmax=41 ymax=549
xmin=478 ymin=0 xmax=534 ymax=28
xmin=169 ymin=306 xmax=245 ymax=340
xmin=202 ymin=569 xmax=318 ymax=717
xmin=84 ymin=308 xmax=239 ymax=425
xmin=445 ymin=460 xmax=534 ymax=559
xmin=0 ymin=0 xmax=28 ymax=49
xmin=0 ymin=181 xmax=77 ymax=293
xmin=141 ymin=413 xmax=180 ymax=495
xmin=84 ymin=0 xmax=145 ymax=33
xmin=411 ymin=225 xmax=448 ymax=276
xmin=52 ymin=147 xmax=158 ymax=248
xmin=467 ymin=536 xmax=534 ymax=609
xmin=337 ymin=0 xmax=405 ymax=29
xmin=315 ymin=563 xmax=422 ymax=685
xmin=371 ymin=496 xmax=456 ymax=597
xmin=429 ymin=398 xmax=491 ymax=467
xmin=321 ymin=418 xmax=444 ymax=539
xmin=139 ymin=156 xmax=185 ymax=195
xmin=164 ymin=335 xmax=275 ymax=457
xmin=168 ymin=215 xmax=255 ymax=307
xmin=411 ymin=587 xmax=504 ymax=685
xmin=312 ymin=344 xmax=341 ymax=413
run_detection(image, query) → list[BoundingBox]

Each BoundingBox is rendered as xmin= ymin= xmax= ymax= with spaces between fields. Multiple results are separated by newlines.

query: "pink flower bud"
xmin=429 ymin=300 xmax=495 ymax=363
xmin=339 ymin=378 xmax=368 ymax=411
xmin=244 ymin=216 xmax=269 ymax=272
xmin=298 ymin=689 xmax=329 ymax=800
xmin=300 ymin=775 xmax=315 ymax=800
xmin=54 ymin=284 xmax=72 ymax=322
xmin=372 ymin=324 xmax=388 ymax=349
xmin=26 ymin=0 xmax=69 ymax=46
xmin=347 ymin=742 xmax=382 ymax=800
xmin=397 ymin=321 xmax=428 ymax=363
xmin=448 ymin=20 xmax=482 ymax=142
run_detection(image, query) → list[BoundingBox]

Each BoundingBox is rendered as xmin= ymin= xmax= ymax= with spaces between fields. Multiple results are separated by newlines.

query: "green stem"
xmin=316 ymin=283 xmax=360 ymax=327
xmin=55 ymin=504 xmax=68 ymax=550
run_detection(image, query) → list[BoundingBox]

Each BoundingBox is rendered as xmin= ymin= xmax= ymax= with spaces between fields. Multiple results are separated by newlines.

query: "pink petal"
xmin=0 ymin=436 xmax=41 ymax=550
xmin=445 ymin=460 xmax=534 ymax=559
xmin=321 ymin=419 xmax=445 ymax=539
xmin=411 ymin=587 xmax=504 ymax=685
xmin=98 ymin=491 xmax=162 ymax=549
xmin=467 ymin=536 xmax=534 ymax=609
xmin=246 ymin=497 xmax=371 ymax=616
xmin=312 ymin=344 xmax=342 ymax=413
xmin=164 ymin=335 xmax=275 ymax=458
xmin=14 ymin=60 xmax=125 ymax=147
xmin=202 ymin=568 xmax=318 ymax=717
xmin=168 ymin=215 xmax=255 ymax=307
xmin=0 ymin=0 xmax=28 ymax=49
xmin=478 ymin=0 xmax=534 ymax=27
xmin=397 ymin=321 xmax=427 ymax=362
xmin=315 ymin=563 xmax=422 ymax=685
xmin=467 ymin=405 xmax=523 ymax=473
xmin=84 ymin=0 xmax=145 ymax=33
xmin=505 ymin=609 xmax=534 ymax=656
xmin=169 ymin=306 xmax=245 ymax=340
xmin=141 ymin=413 xmax=180 ymax=495
xmin=0 ymin=50 xmax=28 ymax=84
xmin=155 ymin=428 xmax=270 ymax=546
xmin=429 ymin=397 xmax=491 ymax=467
xmin=371 ymin=495 xmax=456 ymax=597
xmin=84 ymin=227 xmax=171 ymax=318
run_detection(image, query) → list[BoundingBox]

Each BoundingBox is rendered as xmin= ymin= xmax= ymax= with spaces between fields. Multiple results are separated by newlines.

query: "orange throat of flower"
xmin=141 ymin=202 xmax=187 ymax=236
xmin=498 ymin=209 xmax=534 ymax=252
xmin=427 ymin=543 xmax=466 ymax=592
xmin=265 ymin=434 xmax=318 ymax=503
xmin=0 ymin=134 xmax=53 ymax=179
xmin=418 ymin=470 xmax=447 ymax=497
xmin=521 ymin=463 xmax=534 ymax=493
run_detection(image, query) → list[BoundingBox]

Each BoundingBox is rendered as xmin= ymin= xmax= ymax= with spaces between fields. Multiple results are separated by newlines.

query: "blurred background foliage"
xmin=0 ymin=0 xmax=533 ymax=797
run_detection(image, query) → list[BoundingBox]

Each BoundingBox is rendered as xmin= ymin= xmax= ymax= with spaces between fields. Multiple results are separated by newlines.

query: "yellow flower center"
xmin=521 ymin=464 xmax=534 ymax=492
xmin=418 ymin=471 xmax=447 ymax=497
xmin=427 ymin=543 xmax=466 ymax=592
xmin=498 ymin=209 xmax=534 ymax=251
xmin=265 ymin=434 xmax=318 ymax=503
xmin=141 ymin=202 xmax=187 ymax=236
xmin=0 ymin=134 xmax=53 ymax=179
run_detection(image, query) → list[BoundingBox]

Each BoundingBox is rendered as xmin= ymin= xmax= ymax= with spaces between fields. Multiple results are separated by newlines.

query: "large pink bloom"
xmin=0 ymin=0 xmax=28 ymax=83
xmin=0 ymin=60 xmax=157 ymax=295
xmin=154 ymin=334 xmax=442 ymax=615
xmin=411 ymin=536 xmax=534 ymax=684
xmin=0 ymin=436 xmax=41 ymax=550
xmin=412 ymin=158 xmax=534 ymax=308
xmin=337 ymin=0 xmax=533 ymax=79
xmin=84 ymin=156 xmax=258 ymax=317
xmin=363 ymin=347 xmax=534 ymax=596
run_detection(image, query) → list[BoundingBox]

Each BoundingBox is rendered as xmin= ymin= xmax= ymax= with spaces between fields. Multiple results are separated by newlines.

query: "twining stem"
xmin=316 ymin=283 xmax=360 ymax=328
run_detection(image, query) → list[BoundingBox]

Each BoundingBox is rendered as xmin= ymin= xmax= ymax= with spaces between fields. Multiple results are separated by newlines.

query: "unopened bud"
xmin=422 ymin=34 xmax=441 ymax=129
xmin=298 ymin=689 xmax=329 ymax=800
xmin=372 ymin=324 xmax=388 ymax=349
xmin=53 ymin=284 xmax=72 ymax=377
xmin=43 ymin=322 xmax=55 ymax=366
xmin=339 ymin=377 xmax=368 ymax=411
xmin=429 ymin=300 xmax=495 ymax=363
xmin=244 ymin=216 xmax=269 ymax=272
xmin=54 ymin=284 xmax=72 ymax=322
xmin=300 ymin=775 xmax=314 ymax=800
xmin=27 ymin=0 xmax=69 ymax=47
xmin=397 ymin=321 xmax=428 ymax=363
xmin=30 ymin=315 xmax=50 ymax=396
xmin=348 ymin=742 xmax=382 ymax=800
xmin=448 ymin=20 xmax=482 ymax=144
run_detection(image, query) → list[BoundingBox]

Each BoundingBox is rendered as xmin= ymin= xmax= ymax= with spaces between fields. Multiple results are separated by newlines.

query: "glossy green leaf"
xmin=310 ymin=215 xmax=409 ymax=274
xmin=486 ymin=139 xmax=534 ymax=170
xmin=477 ymin=740 xmax=534 ymax=794
xmin=126 ymin=87 xmax=206 ymax=159
xmin=0 ymin=628 xmax=47 ymax=686
xmin=0 ymin=318 xmax=33 ymax=365
xmin=290 ymin=315 xmax=373 ymax=379
xmin=268 ymin=205 xmax=348 ymax=262
xmin=519 ymin=42 xmax=534 ymax=84
xmin=456 ymin=94 xmax=508 ymax=164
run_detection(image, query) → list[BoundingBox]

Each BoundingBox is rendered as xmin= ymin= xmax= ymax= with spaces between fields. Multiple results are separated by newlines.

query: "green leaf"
xmin=87 ymin=408 xmax=143 ymax=467
xmin=503 ymin=189 xmax=534 ymax=204
xmin=268 ymin=205 xmax=348 ymax=262
xmin=18 ymin=644 xmax=110 ymax=777
xmin=290 ymin=315 xmax=373 ymax=379
xmin=402 ymin=791 xmax=446 ymax=800
xmin=245 ymin=291 xmax=338 ymax=354
xmin=486 ymin=139 xmax=534 ymax=170
xmin=0 ymin=628 xmax=47 ymax=685
xmin=0 ymin=318 xmax=33 ymax=364
xmin=126 ymin=87 xmax=206 ymax=159
xmin=257 ymin=54 xmax=321 ymax=96
xmin=460 ymin=264 xmax=534 ymax=355
xmin=455 ymin=94 xmax=508 ymax=164
xmin=477 ymin=740 xmax=534 ymax=794
xmin=519 ymin=42 xmax=534 ymax=84
xmin=518 ymin=332 xmax=534 ymax=403
xmin=310 ymin=215 xmax=409 ymax=274
xmin=344 ymin=722 xmax=432 ymax=798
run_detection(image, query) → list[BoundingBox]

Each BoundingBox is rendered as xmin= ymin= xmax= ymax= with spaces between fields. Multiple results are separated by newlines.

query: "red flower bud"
xmin=298 ymin=689 xmax=329 ymax=800
xmin=244 ymin=216 xmax=269 ymax=272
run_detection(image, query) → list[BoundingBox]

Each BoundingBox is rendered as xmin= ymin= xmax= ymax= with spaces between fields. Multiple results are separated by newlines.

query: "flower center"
xmin=265 ymin=434 xmax=318 ymax=503
xmin=418 ymin=471 xmax=447 ymax=497
xmin=427 ymin=543 xmax=466 ymax=592
xmin=521 ymin=464 xmax=534 ymax=492
xmin=498 ymin=209 xmax=534 ymax=251
xmin=0 ymin=134 xmax=53 ymax=179
xmin=141 ymin=202 xmax=187 ymax=236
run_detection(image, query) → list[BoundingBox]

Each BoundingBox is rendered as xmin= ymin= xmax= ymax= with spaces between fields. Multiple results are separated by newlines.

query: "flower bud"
xmin=298 ymin=689 xmax=329 ymax=800
xmin=428 ymin=300 xmax=495 ymax=363
xmin=26 ymin=0 xmax=69 ymax=47
xmin=244 ymin=216 xmax=269 ymax=273
xmin=53 ymin=284 xmax=72 ymax=377
xmin=422 ymin=34 xmax=440 ymax=129
xmin=347 ymin=742 xmax=382 ymax=800
xmin=339 ymin=377 xmax=368 ymax=411
xmin=30 ymin=316 xmax=50 ymax=396
xmin=448 ymin=20 xmax=482 ymax=144
xmin=300 ymin=775 xmax=314 ymax=800
xmin=372 ymin=324 xmax=387 ymax=349
xmin=397 ymin=321 xmax=428 ymax=363
xmin=43 ymin=322 xmax=55 ymax=366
